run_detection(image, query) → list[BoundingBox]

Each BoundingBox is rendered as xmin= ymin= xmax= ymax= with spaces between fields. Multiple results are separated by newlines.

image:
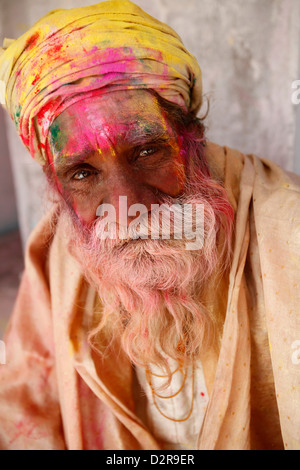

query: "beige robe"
xmin=0 ymin=142 xmax=299 ymax=450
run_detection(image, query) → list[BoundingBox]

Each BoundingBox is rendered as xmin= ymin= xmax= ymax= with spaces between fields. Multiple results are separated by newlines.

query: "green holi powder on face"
xmin=49 ymin=122 xmax=66 ymax=154
xmin=142 ymin=122 xmax=154 ymax=134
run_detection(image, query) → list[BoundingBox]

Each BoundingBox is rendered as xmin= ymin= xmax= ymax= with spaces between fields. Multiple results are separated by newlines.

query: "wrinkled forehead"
xmin=48 ymin=89 xmax=175 ymax=159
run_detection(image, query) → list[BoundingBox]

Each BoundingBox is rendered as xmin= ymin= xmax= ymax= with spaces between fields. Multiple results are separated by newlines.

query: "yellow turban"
xmin=0 ymin=0 xmax=202 ymax=165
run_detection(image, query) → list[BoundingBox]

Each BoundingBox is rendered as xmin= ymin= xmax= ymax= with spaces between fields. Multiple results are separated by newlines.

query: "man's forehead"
xmin=49 ymin=90 xmax=174 ymax=160
xmin=55 ymin=89 xmax=164 ymax=125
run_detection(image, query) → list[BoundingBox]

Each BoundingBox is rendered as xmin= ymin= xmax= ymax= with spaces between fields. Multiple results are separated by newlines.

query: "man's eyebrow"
xmin=121 ymin=122 xmax=172 ymax=145
xmin=52 ymin=123 xmax=173 ymax=170
xmin=53 ymin=150 xmax=92 ymax=170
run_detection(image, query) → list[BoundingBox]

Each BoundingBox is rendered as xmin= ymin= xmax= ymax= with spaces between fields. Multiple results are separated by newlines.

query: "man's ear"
xmin=43 ymin=140 xmax=59 ymax=187
xmin=42 ymin=164 xmax=48 ymax=175
xmin=40 ymin=163 xmax=62 ymax=205
xmin=42 ymin=161 xmax=55 ymax=183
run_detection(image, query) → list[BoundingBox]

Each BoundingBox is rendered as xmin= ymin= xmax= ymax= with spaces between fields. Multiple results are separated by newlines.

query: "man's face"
xmin=46 ymin=89 xmax=232 ymax=372
xmin=48 ymin=89 xmax=186 ymax=225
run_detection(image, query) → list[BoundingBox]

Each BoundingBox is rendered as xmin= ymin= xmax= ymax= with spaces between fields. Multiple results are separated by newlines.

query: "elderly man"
xmin=0 ymin=0 xmax=299 ymax=451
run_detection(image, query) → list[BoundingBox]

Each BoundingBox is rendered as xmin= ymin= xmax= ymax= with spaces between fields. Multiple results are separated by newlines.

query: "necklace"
xmin=145 ymin=361 xmax=195 ymax=423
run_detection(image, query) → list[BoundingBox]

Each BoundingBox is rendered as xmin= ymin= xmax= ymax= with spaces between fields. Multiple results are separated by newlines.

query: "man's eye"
xmin=139 ymin=147 xmax=156 ymax=158
xmin=72 ymin=169 xmax=93 ymax=181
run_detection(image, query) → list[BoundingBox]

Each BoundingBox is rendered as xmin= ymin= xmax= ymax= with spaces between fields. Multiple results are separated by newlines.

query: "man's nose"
xmin=104 ymin=171 xmax=159 ymax=227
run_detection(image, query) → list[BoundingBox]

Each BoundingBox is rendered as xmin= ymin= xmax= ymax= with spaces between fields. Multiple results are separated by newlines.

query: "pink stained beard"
xmin=59 ymin=165 xmax=234 ymax=379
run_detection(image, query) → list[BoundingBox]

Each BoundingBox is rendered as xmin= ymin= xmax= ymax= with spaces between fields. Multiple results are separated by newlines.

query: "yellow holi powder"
xmin=97 ymin=145 xmax=116 ymax=161
xmin=68 ymin=340 xmax=75 ymax=357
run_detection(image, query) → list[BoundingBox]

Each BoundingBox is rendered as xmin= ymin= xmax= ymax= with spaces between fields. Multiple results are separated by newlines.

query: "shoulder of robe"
xmin=245 ymin=154 xmax=300 ymax=223
xmin=249 ymin=153 xmax=300 ymax=196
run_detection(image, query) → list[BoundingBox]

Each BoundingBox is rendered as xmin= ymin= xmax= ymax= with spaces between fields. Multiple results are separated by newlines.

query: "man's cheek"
xmin=166 ymin=148 xmax=187 ymax=196
xmin=65 ymin=191 xmax=101 ymax=226
xmin=152 ymin=165 xmax=186 ymax=197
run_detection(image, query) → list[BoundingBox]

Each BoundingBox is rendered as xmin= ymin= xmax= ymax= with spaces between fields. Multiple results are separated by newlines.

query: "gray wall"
xmin=0 ymin=106 xmax=17 ymax=234
xmin=0 ymin=0 xmax=299 ymax=245
xmin=295 ymin=28 xmax=300 ymax=176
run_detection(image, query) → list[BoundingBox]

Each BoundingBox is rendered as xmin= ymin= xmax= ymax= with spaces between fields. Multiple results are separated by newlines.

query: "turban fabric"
xmin=0 ymin=0 xmax=202 ymax=165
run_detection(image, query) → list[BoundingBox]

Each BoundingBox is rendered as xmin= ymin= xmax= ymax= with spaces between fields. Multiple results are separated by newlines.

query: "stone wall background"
xmin=0 ymin=0 xmax=299 ymax=246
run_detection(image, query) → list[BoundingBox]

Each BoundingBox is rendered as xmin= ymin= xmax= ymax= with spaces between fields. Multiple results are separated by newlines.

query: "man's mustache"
xmin=94 ymin=197 xmax=211 ymax=251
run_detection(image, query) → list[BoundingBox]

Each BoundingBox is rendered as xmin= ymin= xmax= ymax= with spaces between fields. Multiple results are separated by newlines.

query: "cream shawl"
xmin=0 ymin=142 xmax=299 ymax=450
